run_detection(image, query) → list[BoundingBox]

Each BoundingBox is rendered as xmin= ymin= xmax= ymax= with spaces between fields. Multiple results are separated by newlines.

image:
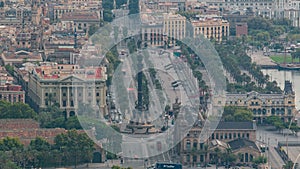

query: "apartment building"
xmin=205 ymin=0 xmax=274 ymax=14
xmin=52 ymin=0 xmax=102 ymax=22
xmin=141 ymin=13 xmax=165 ymax=46
xmin=28 ymin=62 xmax=107 ymax=117
xmin=141 ymin=12 xmax=186 ymax=46
xmin=1 ymin=49 xmax=43 ymax=66
xmin=163 ymin=12 xmax=186 ymax=45
xmin=0 ymin=66 xmax=25 ymax=103
xmin=284 ymin=8 xmax=300 ymax=27
xmin=143 ymin=0 xmax=186 ymax=12
xmin=0 ymin=84 xmax=25 ymax=103
xmin=60 ymin=12 xmax=101 ymax=32
xmin=191 ymin=16 xmax=229 ymax=42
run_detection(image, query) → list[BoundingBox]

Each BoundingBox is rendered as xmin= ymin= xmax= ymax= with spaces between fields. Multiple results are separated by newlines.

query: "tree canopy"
xmin=0 ymin=137 xmax=23 ymax=151
xmin=128 ymin=0 xmax=139 ymax=15
xmin=38 ymin=105 xmax=82 ymax=130
xmin=222 ymin=106 xmax=253 ymax=122
xmin=0 ymin=101 xmax=37 ymax=119
xmin=54 ymin=130 xmax=95 ymax=167
xmin=0 ymin=132 xmax=95 ymax=168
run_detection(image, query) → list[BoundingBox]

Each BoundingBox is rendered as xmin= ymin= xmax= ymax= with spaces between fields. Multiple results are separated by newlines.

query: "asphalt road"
xmin=257 ymin=126 xmax=300 ymax=168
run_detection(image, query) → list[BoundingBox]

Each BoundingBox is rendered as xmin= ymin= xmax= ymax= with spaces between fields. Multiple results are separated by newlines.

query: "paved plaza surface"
xmin=257 ymin=126 xmax=300 ymax=168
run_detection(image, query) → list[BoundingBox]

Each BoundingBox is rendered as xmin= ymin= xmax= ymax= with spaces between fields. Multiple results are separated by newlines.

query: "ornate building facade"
xmin=226 ymin=81 xmax=297 ymax=123
xmin=28 ymin=62 xmax=107 ymax=117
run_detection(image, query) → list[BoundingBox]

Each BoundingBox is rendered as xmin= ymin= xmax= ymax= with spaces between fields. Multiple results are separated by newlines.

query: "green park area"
xmin=270 ymin=55 xmax=293 ymax=64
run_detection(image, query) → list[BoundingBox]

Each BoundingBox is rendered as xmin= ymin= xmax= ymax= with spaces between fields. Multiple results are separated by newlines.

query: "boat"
xmin=278 ymin=63 xmax=300 ymax=70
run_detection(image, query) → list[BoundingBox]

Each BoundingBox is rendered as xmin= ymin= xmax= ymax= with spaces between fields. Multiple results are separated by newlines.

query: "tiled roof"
xmin=61 ymin=12 xmax=99 ymax=21
xmin=33 ymin=64 xmax=105 ymax=80
xmin=216 ymin=121 xmax=256 ymax=130
xmin=228 ymin=138 xmax=260 ymax=151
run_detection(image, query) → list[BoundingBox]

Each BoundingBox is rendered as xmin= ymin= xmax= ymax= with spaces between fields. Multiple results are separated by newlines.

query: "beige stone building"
xmin=180 ymin=121 xmax=259 ymax=167
xmin=60 ymin=12 xmax=101 ymax=33
xmin=1 ymin=50 xmax=43 ymax=66
xmin=226 ymin=81 xmax=297 ymax=123
xmin=0 ymin=67 xmax=25 ymax=103
xmin=53 ymin=0 xmax=102 ymax=22
xmin=141 ymin=13 xmax=164 ymax=46
xmin=141 ymin=12 xmax=186 ymax=47
xmin=191 ymin=16 xmax=229 ymax=42
xmin=163 ymin=12 xmax=186 ymax=45
xmin=28 ymin=62 xmax=107 ymax=116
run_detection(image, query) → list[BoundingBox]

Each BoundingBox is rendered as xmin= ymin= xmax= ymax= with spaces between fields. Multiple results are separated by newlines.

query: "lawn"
xmin=270 ymin=55 xmax=293 ymax=64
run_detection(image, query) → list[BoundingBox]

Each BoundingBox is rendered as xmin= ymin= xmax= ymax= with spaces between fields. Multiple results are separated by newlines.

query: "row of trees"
xmin=102 ymin=0 xmax=114 ymax=22
xmin=266 ymin=116 xmax=300 ymax=135
xmin=0 ymin=130 xmax=95 ymax=168
xmin=215 ymin=39 xmax=282 ymax=93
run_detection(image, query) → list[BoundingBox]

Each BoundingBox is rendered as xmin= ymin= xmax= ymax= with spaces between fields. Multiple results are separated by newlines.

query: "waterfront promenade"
xmin=247 ymin=51 xmax=278 ymax=68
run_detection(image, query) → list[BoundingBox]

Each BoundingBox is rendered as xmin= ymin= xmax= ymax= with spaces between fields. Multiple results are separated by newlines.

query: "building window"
xmin=238 ymin=133 xmax=240 ymax=138
xmin=186 ymin=140 xmax=191 ymax=150
xmin=88 ymin=93 xmax=91 ymax=97
xmin=200 ymin=155 xmax=204 ymax=162
xmin=193 ymin=155 xmax=197 ymax=162
xmin=245 ymin=153 xmax=249 ymax=162
xmin=186 ymin=155 xmax=190 ymax=162
xmin=211 ymin=133 xmax=214 ymax=139
xmin=96 ymin=92 xmax=100 ymax=96
xmin=240 ymin=154 xmax=244 ymax=162
xmin=216 ymin=133 xmax=219 ymax=139
xmin=63 ymin=93 xmax=66 ymax=96
xmin=225 ymin=133 xmax=227 ymax=139
xmin=246 ymin=133 xmax=249 ymax=139
xmin=193 ymin=141 xmax=197 ymax=149
xmin=288 ymin=109 xmax=292 ymax=115
xmin=45 ymin=93 xmax=48 ymax=96
xmin=229 ymin=133 xmax=232 ymax=139
xmin=63 ymin=100 xmax=66 ymax=107
xmin=200 ymin=143 xmax=204 ymax=150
